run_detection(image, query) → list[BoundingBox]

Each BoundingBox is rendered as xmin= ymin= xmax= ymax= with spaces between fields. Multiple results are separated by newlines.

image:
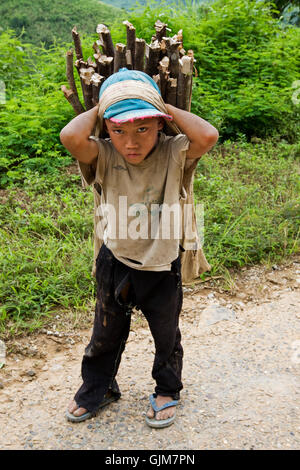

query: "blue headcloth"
xmin=99 ymin=68 xmax=172 ymax=123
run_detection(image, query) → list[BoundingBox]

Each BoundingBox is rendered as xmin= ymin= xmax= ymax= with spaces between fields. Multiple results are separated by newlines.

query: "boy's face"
xmin=105 ymin=117 xmax=164 ymax=165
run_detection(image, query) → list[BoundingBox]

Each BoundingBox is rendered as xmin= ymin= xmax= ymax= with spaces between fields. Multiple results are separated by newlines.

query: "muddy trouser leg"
xmin=74 ymin=245 xmax=132 ymax=413
xmin=131 ymin=256 xmax=183 ymax=401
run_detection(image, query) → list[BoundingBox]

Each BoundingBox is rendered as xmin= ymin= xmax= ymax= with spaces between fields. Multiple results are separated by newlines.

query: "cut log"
xmin=92 ymin=42 xmax=101 ymax=55
xmin=166 ymin=77 xmax=177 ymax=106
xmin=123 ymin=21 xmax=136 ymax=70
xmin=96 ymin=24 xmax=115 ymax=58
xmin=114 ymin=43 xmax=127 ymax=73
xmin=152 ymin=74 xmax=160 ymax=88
xmin=95 ymin=55 xmax=114 ymax=78
xmin=145 ymin=42 xmax=161 ymax=77
xmin=79 ymin=66 xmax=95 ymax=110
xmin=135 ymin=38 xmax=146 ymax=72
xmin=61 ymin=85 xmax=85 ymax=115
xmin=187 ymin=49 xmax=198 ymax=77
xmin=158 ymin=56 xmax=170 ymax=100
xmin=163 ymin=37 xmax=181 ymax=79
xmin=177 ymin=55 xmax=193 ymax=111
xmin=71 ymin=26 xmax=83 ymax=60
xmin=91 ymin=73 xmax=105 ymax=106
xmin=154 ymin=20 xmax=167 ymax=42
xmin=175 ymin=29 xmax=183 ymax=46
xmin=125 ymin=50 xmax=133 ymax=70
xmin=66 ymin=49 xmax=79 ymax=98
xmin=87 ymin=57 xmax=97 ymax=69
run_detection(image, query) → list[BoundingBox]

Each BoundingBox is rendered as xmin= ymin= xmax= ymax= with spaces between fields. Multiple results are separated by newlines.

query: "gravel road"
xmin=1 ymin=257 xmax=299 ymax=450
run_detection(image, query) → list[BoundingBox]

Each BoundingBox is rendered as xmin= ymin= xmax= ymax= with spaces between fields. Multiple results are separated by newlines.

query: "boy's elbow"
xmin=206 ymin=128 xmax=219 ymax=146
xmin=60 ymin=129 xmax=71 ymax=146
xmin=60 ymin=129 xmax=78 ymax=152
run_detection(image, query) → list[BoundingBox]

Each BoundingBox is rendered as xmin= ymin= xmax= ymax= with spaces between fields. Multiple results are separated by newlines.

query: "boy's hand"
xmin=165 ymin=104 xmax=219 ymax=159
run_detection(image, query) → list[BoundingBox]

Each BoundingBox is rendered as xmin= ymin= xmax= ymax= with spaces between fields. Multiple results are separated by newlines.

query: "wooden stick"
xmin=71 ymin=26 xmax=83 ymax=60
xmin=79 ymin=66 xmax=95 ymax=110
xmin=177 ymin=55 xmax=193 ymax=111
xmin=74 ymin=58 xmax=87 ymax=111
xmin=135 ymin=38 xmax=146 ymax=71
xmin=91 ymin=73 xmax=104 ymax=106
xmin=126 ymin=50 xmax=133 ymax=70
xmin=145 ymin=42 xmax=161 ymax=77
xmin=114 ymin=43 xmax=127 ymax=73
xmin=87 ymin=57 xmax=97 ymax=69
xmin=123 ymin=20 xmax=136 ymax=69
xmin=152 ymin=74 xmax=160 ymax=89
xmin=96 ymin=24 xmax=115 ymax=58
xmin=158 ymin=56 xmax=169 ymax=101
xmin=95 ymin=55 xmax=113 ymax=78
xmin=92 ymin=42 xmax=101 ymax=55
xmin=163 ymin=37 xmax=181 ymax=79
xmin=166 ymin=77 xmax=177 ymax=106
xmin=174 ymin=29 xmax=183 ymax=47
xmin=154 ymin=20 xmax=167 ymax=42
xmin=61 ymin=85 xmax=85 ymax=115
xmin=66 ymin=49 xmax=79 ymax=97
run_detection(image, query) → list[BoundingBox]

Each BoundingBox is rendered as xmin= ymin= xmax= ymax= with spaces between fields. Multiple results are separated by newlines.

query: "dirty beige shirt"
xmin=91 ymin=131 xmax=190 ymax=271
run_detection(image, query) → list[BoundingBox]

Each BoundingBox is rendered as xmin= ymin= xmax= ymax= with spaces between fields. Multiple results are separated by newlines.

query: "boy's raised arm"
xmin=60 ymin=104 xmax=100 ymax=165
xmin=165 ymin=104 xmax=219 ymax=159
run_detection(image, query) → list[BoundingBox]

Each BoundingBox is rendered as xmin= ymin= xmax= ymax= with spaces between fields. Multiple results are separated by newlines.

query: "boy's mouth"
xmin=126 ymin=153 xmax=141 ymax=158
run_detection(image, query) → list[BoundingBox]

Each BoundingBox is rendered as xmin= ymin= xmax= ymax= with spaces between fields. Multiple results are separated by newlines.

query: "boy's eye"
xmin=112 ymin=129 xmax=123 ymax=134
xmin=137 ymin=127 xmax=147 ymax=133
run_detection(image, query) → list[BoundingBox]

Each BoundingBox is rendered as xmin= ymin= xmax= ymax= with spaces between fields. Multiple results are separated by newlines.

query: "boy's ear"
xmin=158 ymin=118 xmax=164 ymax=130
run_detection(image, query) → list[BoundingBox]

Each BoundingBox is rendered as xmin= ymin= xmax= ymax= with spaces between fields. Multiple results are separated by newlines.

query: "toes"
xmin=146 ymin=407 xmax=155 ymax=419
xmin=156 ymin=408 xmax=175 ymax=421
xmin=68 ymin=400 xmax=78 ymax=413
xmin=68 ymin=401 xmax=88 ymax=417
xmin=73 ymin=407 xmax=88 ymax=417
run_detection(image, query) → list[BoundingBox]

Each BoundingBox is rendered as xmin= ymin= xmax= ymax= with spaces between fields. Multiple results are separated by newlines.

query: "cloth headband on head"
xmin=93 ymin=78 xmax=180 ymax=139
xmin=99 ymin=80 xmax=173 ymax=123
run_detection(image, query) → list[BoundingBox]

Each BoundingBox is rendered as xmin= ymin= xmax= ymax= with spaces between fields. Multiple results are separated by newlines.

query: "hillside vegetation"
xmin=0 ymin=0 xmax=124 ymax=47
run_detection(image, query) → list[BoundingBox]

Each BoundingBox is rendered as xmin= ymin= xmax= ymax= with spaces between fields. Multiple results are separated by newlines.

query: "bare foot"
xmin=67 ymin=400 xmax=88 ymax=417
xmin=146 ymin=395 xmax=176 ymax=421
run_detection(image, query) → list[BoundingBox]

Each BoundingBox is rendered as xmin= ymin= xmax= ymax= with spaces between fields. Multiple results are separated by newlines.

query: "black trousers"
xmin=74 ymin=244 xmax=184 ymax=413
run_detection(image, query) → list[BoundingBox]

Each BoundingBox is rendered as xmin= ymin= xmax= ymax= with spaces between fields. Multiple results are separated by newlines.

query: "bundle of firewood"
xmin=61 ymin=20 xmax=212 ymax=282
xmin=61 ymin=19 xmax=196 ymax=116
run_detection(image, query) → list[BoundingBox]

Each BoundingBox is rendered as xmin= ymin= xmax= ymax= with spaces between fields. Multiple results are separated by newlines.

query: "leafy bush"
xmin=0 ymin=32 xmax=75 ymax=186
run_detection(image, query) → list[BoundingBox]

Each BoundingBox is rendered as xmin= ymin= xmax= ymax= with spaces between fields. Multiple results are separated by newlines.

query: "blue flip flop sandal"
xmin=65 ymin=392 xmax=119 ymax=423
xmin=145 ymin=393 xmax=179 ymax=429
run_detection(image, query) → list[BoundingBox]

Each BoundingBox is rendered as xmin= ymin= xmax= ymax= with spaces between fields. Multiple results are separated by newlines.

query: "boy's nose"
xmin=125 ymin=136 xmax=138 ymax=148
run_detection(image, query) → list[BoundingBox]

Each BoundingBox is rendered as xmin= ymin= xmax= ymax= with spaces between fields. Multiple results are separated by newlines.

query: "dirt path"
xmin=1 ymin=257 xmax=300 ymax=450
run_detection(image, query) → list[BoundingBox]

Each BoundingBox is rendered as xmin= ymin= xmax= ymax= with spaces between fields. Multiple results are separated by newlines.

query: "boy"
xmin=60 ymin=68 xmax=218 ymax=428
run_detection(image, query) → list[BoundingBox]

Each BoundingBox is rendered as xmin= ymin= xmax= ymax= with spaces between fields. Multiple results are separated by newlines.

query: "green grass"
xmin=1 ymin=138 xmax=299 ymax=337
xmin=0 ymin=167 xmax=95 ymax=337
xmin=195 ymin=137 xmax=300 ymax=274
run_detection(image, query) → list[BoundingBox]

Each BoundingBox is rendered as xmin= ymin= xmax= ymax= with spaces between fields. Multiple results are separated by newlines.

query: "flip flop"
xmin=65 ymin=391 xmax=119 ymax=423
xmin=145 ymin=393 xmax=179 ymax=429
